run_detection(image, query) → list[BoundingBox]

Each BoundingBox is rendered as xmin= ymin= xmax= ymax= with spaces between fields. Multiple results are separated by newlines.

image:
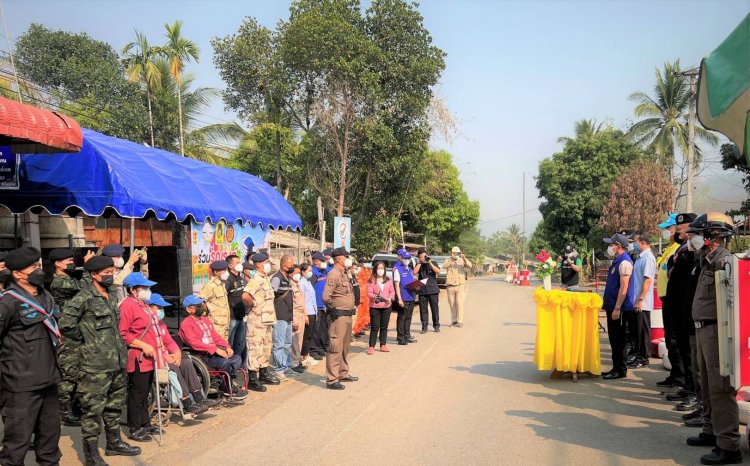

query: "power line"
xmin=479 ymin=207 xmax=539 ymax=224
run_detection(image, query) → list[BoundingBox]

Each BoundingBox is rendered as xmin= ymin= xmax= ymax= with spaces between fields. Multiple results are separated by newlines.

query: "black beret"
xmin=49 ymin=248 xmax=75 ymax=263
xmin=84 ymin=255 xmax=114 ymax=272
xmin=5 ymin=247 xmax=41 ymax=271
xmin=676 ymin=213 xmax=697 ymax=225
xmin=251 ymin=252 xmax=269 ymax=263
xmin=331 ymin=247 xmax=349 ymax=257
xmin=210 ymin=260 xmax=229 ymax=271
xmin=102 ymin=244 xmax=125 ymax=257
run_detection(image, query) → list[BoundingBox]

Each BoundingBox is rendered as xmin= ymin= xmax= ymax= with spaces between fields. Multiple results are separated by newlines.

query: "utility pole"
xmin=522 ymin=172 xmax=526 ymax=263
xmin=672 ymin=68 xmax=699 ymax=212
xmin=316 ymin=196 xmax=325 ymax=251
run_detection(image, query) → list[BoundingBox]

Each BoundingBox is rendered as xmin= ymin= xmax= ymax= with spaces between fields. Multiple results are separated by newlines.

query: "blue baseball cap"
xmin=603 ymin=233 xmax=630 ymax=248
xmin=122 ymin=272 xmax=157 ymax=288
xmin=657 ymin=213 xmax=678 ymax=229
xmin=147 ymin=293 xmax=171 ymax=308
xmin=183 ymin=295 xmax=204 ymax=308
xmin=397 ymin=248 xmax=412 ymax=259
xmin=312 ymin=252 xmax=325 ymax=261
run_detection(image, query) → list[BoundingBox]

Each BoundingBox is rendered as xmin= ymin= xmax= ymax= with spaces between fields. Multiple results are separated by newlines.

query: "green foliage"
xmin=456 ymin=228 xmax=486 ymax=267
xmin=721 ymin=143 xmax=750 ymax=215
xmin=485 ymin=223 xmax=528 ymax=261
xmin=536 ymin=125 xmax=648 ymax=252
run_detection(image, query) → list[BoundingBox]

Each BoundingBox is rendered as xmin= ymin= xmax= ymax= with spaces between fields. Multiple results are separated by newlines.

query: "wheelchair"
xmin=148 ymin=353 xmax=212 ymax=426
xmin=182 ymin=347 xmax=249 ymax=404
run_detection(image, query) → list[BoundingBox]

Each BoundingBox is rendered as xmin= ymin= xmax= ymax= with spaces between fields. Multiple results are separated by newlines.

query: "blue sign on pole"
xmin=0 ymin=147 xmax=19 ymax=190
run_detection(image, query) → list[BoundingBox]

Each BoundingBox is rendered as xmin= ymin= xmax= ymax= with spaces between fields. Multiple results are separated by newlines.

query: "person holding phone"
xmin=413 ymin=248 xmax=441 ymax=333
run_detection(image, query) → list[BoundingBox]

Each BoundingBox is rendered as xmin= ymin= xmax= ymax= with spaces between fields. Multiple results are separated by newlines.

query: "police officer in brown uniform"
xmin=685 ymin=213 xmax=741 ymax=465
xmin=322 ymin=248 xmax=359 ymax=390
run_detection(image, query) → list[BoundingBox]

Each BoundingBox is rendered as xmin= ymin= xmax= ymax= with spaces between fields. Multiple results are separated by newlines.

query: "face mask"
xmin=157 ymin=308 xmax=165 ymax=320
xmin=25 ymin=268 xmax=46 ymax=287
xmin=64 ymin=262 xmax=76 ymax=274
xmin=662 ymin=230 xmax=672 ymax=240
xmin=113 ymin=257 xmax=125 ymax=269
xmin=263 ymin=263 xmax=271 ymax=274
xmin=305 ymin=271 xmax=313 ymax=279
xmin=292 ymin=273 xmax=301 ymax=282
xmin=674 ymin=232 xmax=684 ymax=244
xmin=327 ymin=258 xmax=334 ymax=265
xmin=606 ymin=245 xmax=616 ymax=258
xmin=452 ymin=254 xmax=459 ymax=260
xmin=632 ymin=242 xmax=641 ymax=253
xmin=137 ymin=288 xmax=152 ymax=302
xmin=249 ymin=270 xmax=256 ymax=278
xmin=97 ymin=274 xmax=114 ymax=288
xmin=354 ymin=267 xmax=361 ymax=275
xmin=402 ymin=258 xmax=410 ymax=265
xmin=317 ymin=263 xmax=326 ymax=270
xmin=220 ymin=271 xmax=230 ymax=281
xmin=194 ymin=305 xmax=205 ymax=317
xmin=0 ymin=269 xmax=10 ymax=284
xmin=233 ymin=264 xmax=243 ymax=273
xmin=344 ymin=258 xmax=353 ymax=268
xmin=688 ymin=235 xmax=705 ymax=252
xmin=627 ymin=243 xmax=634 ymax=252
xmin=377 ymin=269 xmax=385 ymax=277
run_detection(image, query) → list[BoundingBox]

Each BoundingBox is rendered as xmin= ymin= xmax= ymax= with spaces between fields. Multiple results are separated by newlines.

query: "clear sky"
xmin=6 ymin=0 xmax=749 ymax=236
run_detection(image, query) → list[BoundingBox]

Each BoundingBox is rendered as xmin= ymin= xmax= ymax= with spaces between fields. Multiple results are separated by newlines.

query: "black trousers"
xmin=396 ymin=300 xmax=415 ymax=342
xmin=419 ymin=294 xmax=440 ymax=329
xmin=127 ymin=361 xmax=154 ymax=431
xmin=677 ymin=321 xmax=696 ymax=392
xmin=313 ymin=310 xmax=329 ymax=355
xmin=662 ymin=298 xmax=685 ymax=384
xmin=624 ymin=312 xmax=638 ymax=357
xmin=302 ymin=314 xmax=317 ymax=356
xmin=169 ymin=358 xmax=202 ymax=399
xmin=635 ymin=310 xmax=652 ymax=361
xmin=369 ymin=307 xmax=392 ymax=347
xmin=0 ymin=386 xmax=61 ymax=466
xmin=606 ymin=310 xmax=628 ymax=374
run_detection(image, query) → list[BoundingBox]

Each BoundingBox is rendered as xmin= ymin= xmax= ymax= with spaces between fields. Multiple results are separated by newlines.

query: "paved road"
xmin=54 ymin=278 xmax=746 ymax=465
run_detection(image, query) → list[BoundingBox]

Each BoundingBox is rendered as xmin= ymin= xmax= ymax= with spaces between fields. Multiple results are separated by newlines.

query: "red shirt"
xmin=119 ymin=296 xmax=178 ymax=373
xmin=178 ymin=315 xmax=229 ymax=355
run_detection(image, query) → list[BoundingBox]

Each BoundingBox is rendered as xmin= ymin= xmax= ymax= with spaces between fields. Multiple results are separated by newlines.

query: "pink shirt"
xmin=178 ymin=315 xmax=230 ymax=355
xmin=367 ymin=279 xmax=395 ymax=308
xmin=119 ymin=296 xmax=178 ymax=373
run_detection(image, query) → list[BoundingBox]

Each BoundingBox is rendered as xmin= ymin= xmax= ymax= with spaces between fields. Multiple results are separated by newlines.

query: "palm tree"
xmin=122 ymin=31 xmax=163 ymax=147
xmin=507 ymin=223 xmax=525 ymax=261
xmin=557 ymin=119 xmax=606 ymax=144
xmin=627 ymin=60 xmax=718 ymax=170
xmin=164 ymin=20 xmax=199 ymax=156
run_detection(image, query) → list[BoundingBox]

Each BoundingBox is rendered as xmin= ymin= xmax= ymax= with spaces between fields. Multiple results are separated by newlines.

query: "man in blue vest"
xmin=310 ymin=252 xmax=330 ymax=359
xmin=393 ymin=249 xmax=418 ymax=345
xmin=601 ymin=233 xmax=636 ymax=380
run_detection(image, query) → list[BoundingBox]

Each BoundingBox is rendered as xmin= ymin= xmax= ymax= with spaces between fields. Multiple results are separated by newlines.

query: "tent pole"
xmin=130 ymin=218 xmax=135 ymax=255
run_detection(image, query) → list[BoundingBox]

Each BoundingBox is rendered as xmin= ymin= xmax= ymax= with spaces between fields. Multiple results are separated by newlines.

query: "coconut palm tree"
xmin=122 ymin=31 xmax=163 ymax=147
xmin=164 ymin=20 xmax=199 ymax=156
xmin=557 ymin=119 xmax=607 ymax=144
xmin=627 ymin=60 xmax=718 ymax=170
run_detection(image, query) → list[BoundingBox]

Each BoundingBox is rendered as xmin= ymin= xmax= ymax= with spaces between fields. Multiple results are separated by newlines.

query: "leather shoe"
xmin=420 ymin=327 xmax=428 ymax=334
xmin=627 ymin=359 xmax=648 ymax=368
xmin=687 ymin=433 xmax=716 ymax=446
xmin=326 ymin=382 xmax=345 ymax=390
xmin=340 ymin=375 xmax=358 ymax=382
xmin=682 ymin=408 xmax=703 ymax=421
xmin=700 ymin=447 xmax=742 ymax=465
xmin=603 ymin=371 xmax=626 ymax=380
xmin=667 ymin=389 xmax=692 ymax=401
xmin=656 ymin=377 xmax=679 ymax=387
xmin=127 ymin=427 xmax=152 ymax=442
xmin=685 ymin=417 xmax=704 ymax=428
xmin=397 ymin=341 xmax=408 ymax=345
xmin=408 ymin=337 xmax=417 ymax=343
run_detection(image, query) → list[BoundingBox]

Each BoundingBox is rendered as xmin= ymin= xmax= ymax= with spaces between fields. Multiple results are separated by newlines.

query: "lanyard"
xmin=137 ymin=302 xmax=165 ymax=369
xmin=4 ymin=289 xmax=62 ymax=345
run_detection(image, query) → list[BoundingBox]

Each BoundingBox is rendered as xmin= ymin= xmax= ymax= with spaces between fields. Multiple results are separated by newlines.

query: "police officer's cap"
xmin=84 ymin=255 xmax=114 ymax=272
xmin=102 ymin=244 xmax=125 ymax=257
xmin=675 ymin=213 xmax=697 ymax=225
xmin=49 ymin=248 xmax=75 ymax=263
xmin=251 ymin=252 xmax=269 ymax=263
xmin=242 ymin=261 xmax=253 ymax=271
xmin=322 ymin=247 xmax=333 ymax=257
xmin=210 ymin=260 xmax=229 ymax=271
xmin=311 ymin=252 xmax=325 ymax=261
xmin=331 ymin=247 xmax=349 ymax=257
xmin=5 ymin=247 xmax=41 ymax=271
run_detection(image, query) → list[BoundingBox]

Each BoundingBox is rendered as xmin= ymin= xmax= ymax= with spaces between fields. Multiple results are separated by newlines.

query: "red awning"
xmin=0 ymin=97 xmax=82 ymax=153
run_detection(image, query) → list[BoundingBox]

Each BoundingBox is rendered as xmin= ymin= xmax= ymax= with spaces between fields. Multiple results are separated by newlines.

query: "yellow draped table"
xmin=533 ymin=288 xmax=603 ymax=381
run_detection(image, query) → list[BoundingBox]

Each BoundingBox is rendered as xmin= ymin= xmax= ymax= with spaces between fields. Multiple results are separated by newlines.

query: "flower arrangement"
xmin=535 ymin=249 xmax=557 ymax=278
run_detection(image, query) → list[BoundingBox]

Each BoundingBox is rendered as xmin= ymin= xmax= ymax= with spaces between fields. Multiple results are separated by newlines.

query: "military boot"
xmin=83 ymin=440 xmax=108 ymax=466
xmin=249 ymin=371 xmax=267 ymax=392
xmin=104 ymin=429 xmax=141 ymax=457
xmin=59 ymin=401 xmax=82 ymax=426
xmin=259 ymin=367 xmax=280 ymax=385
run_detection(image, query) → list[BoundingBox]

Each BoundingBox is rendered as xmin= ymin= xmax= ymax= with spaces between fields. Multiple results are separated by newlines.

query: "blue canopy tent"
xmin=0 ymin=128 xmax=302 ymax=230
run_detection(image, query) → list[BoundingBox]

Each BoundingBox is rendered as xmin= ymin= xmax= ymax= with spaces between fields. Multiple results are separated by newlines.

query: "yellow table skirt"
xmin=533 ymin=288 xmax=603 ymax=375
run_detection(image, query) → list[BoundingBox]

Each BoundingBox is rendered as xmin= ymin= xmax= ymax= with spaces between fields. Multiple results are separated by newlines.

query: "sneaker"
xmin=185 ymin=402 xmax=208 ymax=416
xmin=367 ymin=347 xmax=374 ymax=355
xmin=380 ymin=344 xmax=390 ymax=353
xmin=231 ymin=389 xmax=248 ymax=401
xmin=456 ymin=323 xmax=463 ymax=328
xmin=302 ymin=357 xmax=319 ymax=367
xmin=276 ymin=371 xmax=290 ymax=382
xmin=199 ymin=398 xmax=221 ymax=409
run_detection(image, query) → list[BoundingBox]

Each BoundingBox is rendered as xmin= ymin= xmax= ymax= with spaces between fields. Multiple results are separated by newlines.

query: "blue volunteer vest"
xmin=603 ymin=252 xmax=635 ymax=312
xmin=312 ymin=267 xmax=328 ymax=309
xmin=393 ymin=261 xmax=415 ymax=302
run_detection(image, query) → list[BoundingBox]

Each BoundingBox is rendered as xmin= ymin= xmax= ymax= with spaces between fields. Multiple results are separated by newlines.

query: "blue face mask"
xmin=157 ymin=308 xmax=165 ymax=320
xmin=633 ymin=242 xmax=641 ymax=253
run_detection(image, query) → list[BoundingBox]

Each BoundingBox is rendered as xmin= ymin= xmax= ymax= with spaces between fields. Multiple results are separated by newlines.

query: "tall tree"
xmin=721 ymin=143 xmax=750 ymax=216
xmin=122 ymin=31 xmax=164 ymax=147
xmin=163 ymin=20 xmax=200 ymax=156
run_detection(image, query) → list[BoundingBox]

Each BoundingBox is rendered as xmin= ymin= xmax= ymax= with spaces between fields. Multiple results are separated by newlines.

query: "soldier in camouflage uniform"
xmin=242 ymin=252 xmax=279 ymax=388
xmin=48 ymin=248 xmax=83 ymax=426
xmin=59 ymin=255 xmax=141 ymax=466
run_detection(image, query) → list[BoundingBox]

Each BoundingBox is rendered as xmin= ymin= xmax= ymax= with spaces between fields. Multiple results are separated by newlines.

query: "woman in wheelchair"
xmin=147 ymin=294 xmax=220 ymax=414
xmin=178 ymin=295 xmax=248 ymax=401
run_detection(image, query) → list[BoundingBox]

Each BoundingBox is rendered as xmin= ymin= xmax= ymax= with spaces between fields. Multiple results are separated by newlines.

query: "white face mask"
xmin=688 ymin=235 xmax=704 ymax=252
xmin=317 ymin=262 xmax=326 ymax=270
xmin=263 ymin=263 xmax=272 ymax=274
xmin=662 ymin=230 xmax=672 ymax=240
xmin=402 ymin=258 xmax=410 ymax=265
xmin=328 ymin=258 xmax=334 ymax=265
xmin=627 ymin=243 xmax=634 ymax=252
xmin=137 ymin=288 xmax=152 ymax=302
xmin=376 ymin=269 xmax=385 ymax=277
xmin=220 ymin=271 xmax=230 ymax=281
xmin=292 ymin=273 xmax=301 ymax=282
xmin=344 ymin=258 xmax=353 ymax=268
xmin=233 ymin=264 xmax=243 ymax=273
xmin=113 ymin=257 xmax=125 ymax=269
xmin=606 ymin=245 xmax=616 ymax=258
xmin=353 ymin=267 xmax=361 ymax=275
xmin=305 ymin=271 xmax=313 ymax=280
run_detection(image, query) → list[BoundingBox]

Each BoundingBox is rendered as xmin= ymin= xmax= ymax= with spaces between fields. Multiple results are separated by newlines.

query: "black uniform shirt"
xmin=0 ymin=283 xmax=62 ymax=392
xmin=225 ymin=272 xmax=246 ymax=320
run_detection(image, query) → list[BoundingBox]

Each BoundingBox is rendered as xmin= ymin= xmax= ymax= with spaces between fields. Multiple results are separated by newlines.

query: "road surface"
xmin=52 ymin=277 xmax=744 ymax=465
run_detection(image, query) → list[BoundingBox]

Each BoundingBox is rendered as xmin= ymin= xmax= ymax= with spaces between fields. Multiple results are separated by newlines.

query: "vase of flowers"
xmin=535 ymin=250 xmax=557 ymax=290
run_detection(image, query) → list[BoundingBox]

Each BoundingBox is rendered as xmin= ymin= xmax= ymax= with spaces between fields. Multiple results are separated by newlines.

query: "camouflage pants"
xmin=78 ymin=370 xmax=126 ymax=441
xmin=57 ymin=342 xmax=79 ymax=406
xmin=247 ymin=322 xmax=273 ymax=371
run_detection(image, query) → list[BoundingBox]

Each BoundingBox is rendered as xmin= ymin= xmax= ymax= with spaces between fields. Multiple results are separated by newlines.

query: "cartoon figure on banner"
xmin=243 ymin=236 xmax=255 ymax=261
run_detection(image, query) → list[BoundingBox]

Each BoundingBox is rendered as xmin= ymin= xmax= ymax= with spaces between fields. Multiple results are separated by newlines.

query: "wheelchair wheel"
xmin=187 ymin=353 xmax=212 ymax=396
xmin=148 ymin=386 xmax=172 ymax=427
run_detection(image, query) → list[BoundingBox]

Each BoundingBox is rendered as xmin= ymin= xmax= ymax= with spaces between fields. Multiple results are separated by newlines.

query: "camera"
xmin=374 ymin=294 xmax=385 ymax=304
xmin=424 ymin=256 xmax=431 ymax=262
